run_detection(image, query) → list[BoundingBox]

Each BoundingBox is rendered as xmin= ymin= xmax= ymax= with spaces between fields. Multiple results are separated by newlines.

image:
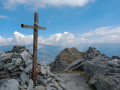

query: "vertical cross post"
xmin=33 ymin=13 xmax=38 ymax=82
xmin=21 ymin=12 xmax=46 ymax=83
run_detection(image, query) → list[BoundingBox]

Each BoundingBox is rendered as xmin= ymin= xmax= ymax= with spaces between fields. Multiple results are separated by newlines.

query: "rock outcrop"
xmin=50 ymin=47 xmax=85 ymax=72
xmin=0 ymin=46 xmax=67 ymax=90
xmin=81 ymin=47 xmax=120 ymax=90
xmin=65 ymin=47 xmax=120 ymax=90
xmin=50 ymin=47 xmax=120 ymax=90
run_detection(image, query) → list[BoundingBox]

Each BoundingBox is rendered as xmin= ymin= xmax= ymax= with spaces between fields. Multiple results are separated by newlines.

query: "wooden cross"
xmin=21 ymin=12 xmax=46 ymax=83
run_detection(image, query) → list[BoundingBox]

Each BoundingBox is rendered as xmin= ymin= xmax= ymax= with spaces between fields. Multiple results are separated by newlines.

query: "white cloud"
xmin=0 ymin=36 xmax=12 ymax=45
xmin=80 ymin=26 xmax=120 ymax=37
xmin=0 ymin=25 xmax=120 ymax=47
xmin=2 ymin=0 xmax=94 ymax=10
xmin=13 ymin=31 xmax=33 ymax=45
xmin=79 ymin=26 xmax=120 ymax=44
xmin=0 ymin=15 xmax=8 ymax=19
xmin=42 ymin=32 xmax=75 ymax=46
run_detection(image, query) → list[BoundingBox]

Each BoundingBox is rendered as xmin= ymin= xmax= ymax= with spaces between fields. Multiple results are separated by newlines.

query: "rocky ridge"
xmin=0 ymin=46 xmax=68 ymax=90
xmin=83 ymin=47 xmax=120 ymax=90
xmin=50 ymin=47 xmax=120 ymax=90
xmin=50 ymin=47 xmax=85 ymax=72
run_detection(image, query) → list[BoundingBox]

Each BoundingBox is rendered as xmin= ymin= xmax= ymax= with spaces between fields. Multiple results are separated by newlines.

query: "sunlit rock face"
xmin=49 ymin=47 xmax=85 ymax=72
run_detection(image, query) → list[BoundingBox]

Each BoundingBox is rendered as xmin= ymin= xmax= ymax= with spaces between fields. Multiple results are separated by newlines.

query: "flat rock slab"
xmin=0 ymin=79 xmax=19 ymax=90
xmin=55 ymin=73 xmax=92 ymax=90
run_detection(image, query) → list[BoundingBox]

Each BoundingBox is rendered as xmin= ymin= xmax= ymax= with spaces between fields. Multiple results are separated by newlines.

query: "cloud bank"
xmin=0 ymin=26 xmax=120 ymax=47
xmin=2 ymin=0 xmax=94 ymax=10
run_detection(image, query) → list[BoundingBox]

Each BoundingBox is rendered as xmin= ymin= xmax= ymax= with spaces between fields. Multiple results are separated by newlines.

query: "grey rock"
xmin=19 ymin=66 xmax=24 ymax=70
xmin=19 ymin=71 xmax=27 ymax=85
xmin=25 ymin=59 xmax=32 ymax=66
xmin=45 ymin=85 xmax=52 ymax=90
xmin=112 ymin=56 xmax=120 ymax=59
xmin=0 ymin=61 xmax=4 ymax=70
xmin=12 ymin=52 xmax=20 ymax=58
xmin=12 ymin=45 xmax=25 ymax=51
xmin=46 ymin=66 xmax=50 ymax=74
xmin=19 ymin=85 xmax=26 ymax=90
xmin=108 ymin=59 xmax=120 ymax=68
xmin=83 ymin=60 xmax=109 ymax=76
xmin=0 ymin=71 xmax=9 ymax=75
xmin=37 ymin=75 xmax=47 ymax=85
xmin=85 ymin=47 xmax=110 ymax=61
xmin=27 ymin=79 xmax=34 ymax=90
xmin=0 ymin=53 xmax=13 ymax=62
xmin=50 ymin=47 xmax=85 ymax=72
xmin=48 ymin=80 xmax=64 ymax=90
xmin=94 ymin=74 xmax=120 ymax=90
xmin=41 ymin=64 xmax=48 ymax=75
xmin=24 ymin=63 xmax=32 ymax=73
xmin=82 ymin=48 xmax=120 ymax=90
xmin=23 ymin=84 xmax=28 ymax=89
xmin=4 ymin=62 xmax=14 ymax=70
xmin=20 ymin=50 xmax=32 ymax=61
xmin=0 ymin=78 xmax=10 ymax=86
xmin=0 ymin=79 xmax=19 ymax=90
xmin=12 ymin=58 xmax=22 ymax=65
xmin=35 ymin=86 xmax=45 ymax=90
xmin=65 ymin=59 xmax=85 ymax=71
xmin=5 ymin=58 xmax=23 ymax=70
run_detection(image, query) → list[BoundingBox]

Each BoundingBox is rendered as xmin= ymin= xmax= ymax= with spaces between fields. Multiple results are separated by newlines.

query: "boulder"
xmin=24 ymin=63 xmax=32 ymax=73
xmin=19 ymin=71 xmax=27 ymax=85
xmin=25 ymin=59 xmax=32 ymax=66
xmin=89 ymin=73 xmax=120 ymax=90
xmin=37 ymin=75 xmax=47 ymax=85
xmin=0 ymin=79 xmax=19 ymax=90
xmin=27 ymin=79 xmax=34 ymax=90
xmin=20 ymin=50 xmax=32 ymax=61
xmin=83 ymin=48 xmax=120 ymax=90
xmin=40 ymin=64 xmax=50 ymax=75
xmin=0 ymin=78 xmax=10 ymax=86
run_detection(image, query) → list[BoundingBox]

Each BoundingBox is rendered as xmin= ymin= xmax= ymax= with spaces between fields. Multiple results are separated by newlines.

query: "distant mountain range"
xmin=0 ymin=44 xmax=120 ymax=64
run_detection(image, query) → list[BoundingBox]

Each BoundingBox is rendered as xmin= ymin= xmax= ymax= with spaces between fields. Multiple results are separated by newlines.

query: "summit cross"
xmin=21 ymin=12 xmax=46 ymax=83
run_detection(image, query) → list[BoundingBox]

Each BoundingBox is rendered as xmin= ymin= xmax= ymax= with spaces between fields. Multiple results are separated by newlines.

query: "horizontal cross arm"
xmin=38 ymin=27 xmax=46 ymax=30
xmin=21 ymin=24 xmax=34 ymax=29
xmin=21 ymin=24 xmax=46 ymax=30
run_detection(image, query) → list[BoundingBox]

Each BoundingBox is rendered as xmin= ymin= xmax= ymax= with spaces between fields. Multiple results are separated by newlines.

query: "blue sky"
xmin=0 ymin=0 xmax=120 ymax=47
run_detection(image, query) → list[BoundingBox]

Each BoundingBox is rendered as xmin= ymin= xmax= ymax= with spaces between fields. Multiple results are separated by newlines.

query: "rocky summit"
xmin=0 ymin=46 xmax=70 ymax=90
xmin=50 ymin=47 xmax=120 ymax=90
xmin=49 ymin=47 xmax=85 ymax=72
xmin=1 ymin=46 xmax=120 ymax=90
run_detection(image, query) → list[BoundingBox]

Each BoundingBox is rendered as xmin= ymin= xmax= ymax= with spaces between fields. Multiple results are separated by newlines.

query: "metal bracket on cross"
xmin=34 ymin=22 xmax=39 ymax=26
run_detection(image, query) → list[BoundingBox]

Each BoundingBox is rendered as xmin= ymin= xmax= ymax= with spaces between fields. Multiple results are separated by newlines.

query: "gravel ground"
xmin=55 ymin=73 xmax=92 ymax=90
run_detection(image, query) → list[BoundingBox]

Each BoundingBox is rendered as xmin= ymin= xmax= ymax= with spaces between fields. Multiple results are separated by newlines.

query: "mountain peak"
xmin=50 ymin=47 xmax=85 ymax=72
